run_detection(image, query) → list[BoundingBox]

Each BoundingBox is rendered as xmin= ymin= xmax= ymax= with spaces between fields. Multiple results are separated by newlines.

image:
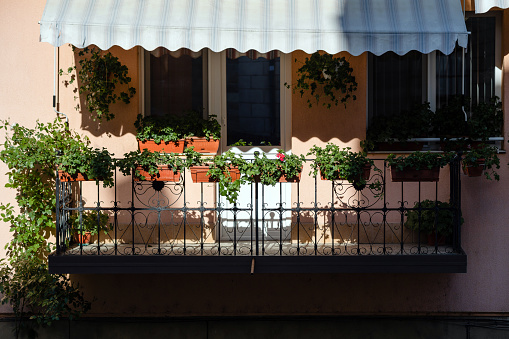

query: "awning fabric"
xmin=475 ymin=0 xmax=509 ymax=13
xmin=40 ymin=0 xmax=468 ymax=56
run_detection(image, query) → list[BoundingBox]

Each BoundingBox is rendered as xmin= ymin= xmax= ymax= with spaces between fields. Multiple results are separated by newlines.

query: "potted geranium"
xmin=135 ymin=111 xmax=221 ymax=154
xmin=58 ymin=145 xmax=115 ymax=188
xmin=308 ymin=144 xmax=375 ymax=190
xmin=290 ymin=52 xmax=357 ymax=109
xmin=245 ymin=150 xmax=305 ymax=186
xmin=117 ymin=150 xmax=184 ymax=181
xmin=180 ymin=111 xmax=221 ymax=154
xmin=134 ymin=114 xmax=185 ymax=153
xmin=188 ymin=149 xmax=246 ymax=204
xmin=462 ymin=143 xmax=500 ymax=180
xmin=405 ymin=200 xmax=461 ymax=245
xmin=69 ymin=210 xmax=111 ymax=245
xmin=366 ymin=103 xmax=433 ymax=151
xmin=386 ymin=151 xmax=453 ymax=182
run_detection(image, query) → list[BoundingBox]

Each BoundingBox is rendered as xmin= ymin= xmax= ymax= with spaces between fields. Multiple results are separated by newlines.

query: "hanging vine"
xmin=0 ymin=119 xmax=91 ymax=337
xmin=60 ymin=46 xmax=136 ymax=121
xmin=289 ymin=52 xmax=358 ymax=109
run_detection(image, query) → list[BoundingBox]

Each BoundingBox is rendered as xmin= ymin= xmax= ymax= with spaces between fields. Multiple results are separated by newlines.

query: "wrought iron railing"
xmin=55 ymin=156 xmax=463 ymax=257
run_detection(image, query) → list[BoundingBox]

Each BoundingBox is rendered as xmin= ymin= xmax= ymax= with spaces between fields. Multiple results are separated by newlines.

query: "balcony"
xmin=49 ymin=157 xmax=466 ymax=274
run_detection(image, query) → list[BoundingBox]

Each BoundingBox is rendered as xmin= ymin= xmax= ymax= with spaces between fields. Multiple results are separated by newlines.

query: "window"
xmin=144 ymin=48 xmax=205 ymax=117
xmin=226 ymin=55 xmax=280 ymax=146
xmin=142 ymin=48 xmax=288 ymax=149
xmin=368 ymin=15 xmax=499 ymax=124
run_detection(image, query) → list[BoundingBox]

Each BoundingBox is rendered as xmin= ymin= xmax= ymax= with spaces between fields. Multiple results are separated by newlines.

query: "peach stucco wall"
xmin=1 ymin=0 xmax=509 ymax=317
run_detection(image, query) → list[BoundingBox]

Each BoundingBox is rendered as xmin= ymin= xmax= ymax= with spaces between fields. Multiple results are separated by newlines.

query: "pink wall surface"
xmin=0 ymin=0 xmax=508 ymax=317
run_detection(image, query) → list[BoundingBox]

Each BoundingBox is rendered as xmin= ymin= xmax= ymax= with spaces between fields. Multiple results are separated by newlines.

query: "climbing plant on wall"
xmin=289 ymin=51 xmax=358 ymax=109
xmin=0 ymin=119 xmax=91 ymax=338
xmin=60 ymin=46 xmax=136 ymax=121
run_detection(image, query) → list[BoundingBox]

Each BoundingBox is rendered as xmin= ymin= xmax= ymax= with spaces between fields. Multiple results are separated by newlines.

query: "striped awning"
xmin=40 ymin=0 xmax=468 ymax=56
xmin=475 ymin=0 xmax=509 ymax=13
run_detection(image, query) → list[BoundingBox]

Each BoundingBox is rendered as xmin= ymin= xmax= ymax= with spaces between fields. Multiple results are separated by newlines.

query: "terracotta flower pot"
xmin=462 ymin=159 xmax=485 ymax=177
xmin=320 ymin=163 xmax=371 ymax=182
xmin=376 ymin=141 xmax=424 ymax=152
xmin=185 ymin=138 xmax=220 ymax=154
xmin=138 ymin=139 xmax=185 ymax=153
xmin=133 ymin=166 xmax=181 ymax=182
xmin=58 ymin=170 xmax=91 ymax=182
xmin=190 ymin=166 xmax=241 ymax=183
xmin=75 ymin=231 xmax=91 ymax=245
xmin=253 ymin=169 xmax=302 ymax=183
xmin=390 ymin=166 xmax=440 ymax=182
xmin=427 ymin=232 xmax=446 ymax=246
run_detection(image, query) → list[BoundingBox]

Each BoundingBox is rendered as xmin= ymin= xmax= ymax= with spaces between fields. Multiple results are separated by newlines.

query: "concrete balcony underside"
xmin=49 ymin=242 xmax=467 ymax=274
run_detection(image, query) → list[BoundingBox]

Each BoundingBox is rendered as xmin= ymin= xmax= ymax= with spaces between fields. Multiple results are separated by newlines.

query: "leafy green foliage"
xmin=307 ymin=144 xmax=378 ymax=190
xmin=206 ymin=151 xmax=248 ymax=204
xmin=59 ymin=146 xmax=115 ymax=188
xmin=117 ymin=150 xmax=185 ymax=180
xmin=0 ymin=119 xmax=92 ymax=336
xmin=60 ymin=46 xmax=136 ymax=121
xmin=405 ymin=200 xmax=462 ymax=236
xmin=468 ymin=97 xmax=503 ymax=140
xmin=462 ymin=143 xmax=500 ymax=181
xmin=366 ymin=102 xmax=434 ymax=143
xmin=135 ymin=111 xmax=221 ymax=143
xmin=387 ymin=152 xmax=453 ymax=171
xmin=69 ymin=211 xmax=111 ymax=235
xmin=290 ymin=52 xmax=357 ymax=109
xmin=0 ymin=256 xmax=91 ymax=338
xmin=0 ymin=119 xmax=90 ymax=257
xmin=244 ymin=150 xmax=304 ymax=186
xmin=432 ymin=96 xmax=469 ymax=138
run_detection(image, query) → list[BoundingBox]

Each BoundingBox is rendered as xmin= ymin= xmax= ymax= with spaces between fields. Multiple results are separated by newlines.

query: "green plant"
xmin=468 ymin=97 xmax=503 ymax=141
xmin=289 ymin=52 xmax=357 ymax=109
xmin=206 ymin=151 xmax=248 ymax=204
xmin=69 ymin=211 xmax=111 ymax=235
xmin=135 ymin=111 xmax=221 ymax=143
xmin=462 ymin=144 xmax=500 ymax=181
xmin=0 ymin=119 xmax=91 ymax=337
xmin=405 ymin=200 xmax=461 ymax=236
xmin=117 ymin=150 xmax=185 ymax=180
xmin=59 ymin=146 xmax=115 ymax=187
xmin=307 ymin=144 xmax=377 ymax=190
xmin=0 ymin=256 xmax=91 ymax=339
xmin=179 ymin=111 xmax=221 ymax=141
xmin=244 ymin=150 xmax=305 ymax=186
xmin=366 ymin=102 xmax=433 ymax=144
xmin=432 ymin=96 xmax=469 ymax=138
xmin=387 ymin=151 xmax=453 ymax=171
xmin=60 ymin=46 xmax=136 ymax=121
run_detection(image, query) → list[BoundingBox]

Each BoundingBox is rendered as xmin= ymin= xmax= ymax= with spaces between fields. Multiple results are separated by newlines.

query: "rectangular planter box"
xmin=185 ymin=138 xmax=220 ymax=154
xmin=462 ymin=163 xmax=484 ymax=177
xmin=319 ymin=164 xmax=371 ymax=182
xmin=375 ymin=141 xmax=424 ymax=152
xmin=390 ymin=166 xmax=440 ymax=182
xmin=190 ymin=166 xmax=241 ymax=183
xmin=58 ymin=170 xmax=92 ymax=182
xmin=138 ymin=139 xmax=185 ymax=153
xmin=133 ymin=166 xmax=181 ymax=182
xmin=253 ymin=169 xmax=302 ymax=183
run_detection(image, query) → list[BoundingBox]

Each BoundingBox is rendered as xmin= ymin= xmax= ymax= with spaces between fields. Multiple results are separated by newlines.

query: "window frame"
xmin=366 ymin=12 xmax=501 ymax=131
xmin=139 ymin=48 xmax=292 ymax=154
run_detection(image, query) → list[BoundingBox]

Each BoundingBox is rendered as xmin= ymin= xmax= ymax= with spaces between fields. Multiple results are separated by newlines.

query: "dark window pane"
xmin=149 ymin=51 xmax=203 ymax=116
xmin=369 ymin=51 xmax=423 ymax=122
xmin=226 ymin=56 xmax=280 ymax=146
xmin=436 ymin=17 xmax=495 ymax=108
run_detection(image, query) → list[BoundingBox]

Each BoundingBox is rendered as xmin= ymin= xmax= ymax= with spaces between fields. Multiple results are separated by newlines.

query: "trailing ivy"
xmin=60 ymin=46 xmax=136 ymax=121
xmin=289 ymin=52 xmax=357 ymax=109
xmin=0 ymin=119 xmax=91 ymax=337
